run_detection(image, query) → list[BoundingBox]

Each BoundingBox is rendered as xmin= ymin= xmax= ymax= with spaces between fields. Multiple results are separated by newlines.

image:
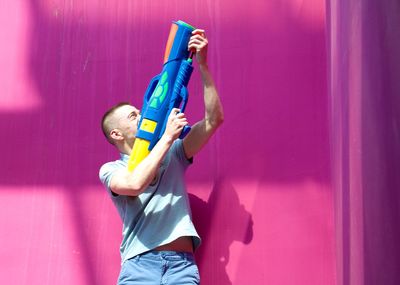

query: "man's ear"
xmin=110 ymin=129 xmax=123 ymax=141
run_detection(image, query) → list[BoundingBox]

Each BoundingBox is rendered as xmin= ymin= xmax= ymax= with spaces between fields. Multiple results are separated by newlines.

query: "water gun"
xmin=127 ymin=20 xmax=196 ymax=172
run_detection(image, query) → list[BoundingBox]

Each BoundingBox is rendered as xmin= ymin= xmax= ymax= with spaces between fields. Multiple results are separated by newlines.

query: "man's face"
xmin=113 ymin=105 xmax=141 ymax=144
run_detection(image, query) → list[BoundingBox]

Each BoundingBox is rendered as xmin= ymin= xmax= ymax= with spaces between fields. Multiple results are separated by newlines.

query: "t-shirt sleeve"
xmin=99 ymin=162 xmax=118 ymax=197
xmin=171 ymin=139 xmax=193 ymax=168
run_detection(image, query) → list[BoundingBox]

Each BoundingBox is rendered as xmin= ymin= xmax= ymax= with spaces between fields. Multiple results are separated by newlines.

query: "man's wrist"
xmin=160 ymin=134 xmax=175 ymax=146
xmin=198 ymin=62 xmax=209 ymax=71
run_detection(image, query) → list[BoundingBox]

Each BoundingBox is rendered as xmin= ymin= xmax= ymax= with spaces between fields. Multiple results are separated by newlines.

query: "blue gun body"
xmin=127 ymin=20 xmax=195 ymax=171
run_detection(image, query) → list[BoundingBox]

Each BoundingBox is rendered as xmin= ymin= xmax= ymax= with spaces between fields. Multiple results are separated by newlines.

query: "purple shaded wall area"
xmin=329 ymin=0 xmax=400 ymax=284
xmin=0 ymin=1 xmax=335 ymax=284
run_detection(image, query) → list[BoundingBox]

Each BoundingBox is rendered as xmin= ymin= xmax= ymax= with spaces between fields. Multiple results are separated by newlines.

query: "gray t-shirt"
xmin=99 ymin=140 xmax=201 ymax=264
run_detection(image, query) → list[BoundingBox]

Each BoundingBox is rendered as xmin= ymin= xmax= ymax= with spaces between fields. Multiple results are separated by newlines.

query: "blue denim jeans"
xmin=117 ymin=251 xmax=200 ymax=285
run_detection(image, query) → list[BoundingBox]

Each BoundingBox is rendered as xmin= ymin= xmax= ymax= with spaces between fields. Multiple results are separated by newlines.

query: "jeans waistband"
xmin=138 ymin=250 xmax=195 ymax=261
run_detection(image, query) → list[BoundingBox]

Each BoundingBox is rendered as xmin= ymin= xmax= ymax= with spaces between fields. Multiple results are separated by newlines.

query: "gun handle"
xmin=179 ymin=125 xmax=191 ymax=139
xmin=142 ymin=74 xmax=161 ymax=111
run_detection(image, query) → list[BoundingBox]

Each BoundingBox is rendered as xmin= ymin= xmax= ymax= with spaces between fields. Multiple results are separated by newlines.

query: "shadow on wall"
xmin=0 ymin=1 xmax=171 ymax=187
xmin=0 ymin=0 xmax=329 ymax=187
xmin=187 ymin=0 xmax=330 ymax=185
xmin=190 ymin=178 xmax=254 ymax=285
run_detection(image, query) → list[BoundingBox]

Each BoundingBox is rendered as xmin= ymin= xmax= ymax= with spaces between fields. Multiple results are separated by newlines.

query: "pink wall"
xmin=0 ymin=1 xmax=335 ymax=284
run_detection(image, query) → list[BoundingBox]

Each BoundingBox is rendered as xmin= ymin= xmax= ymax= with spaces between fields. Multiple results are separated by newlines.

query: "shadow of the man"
xmin=189 ymin=178 xmax=253 ymax=285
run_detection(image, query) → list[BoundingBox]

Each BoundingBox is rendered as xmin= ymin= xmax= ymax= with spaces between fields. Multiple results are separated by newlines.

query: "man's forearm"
xmin=129 ymin=135 xmax=174 ymax=189
xmin=112 ymin=135 xmax=174 ymax=195
xmin=199 ymin=64 xmax=224 ymax=128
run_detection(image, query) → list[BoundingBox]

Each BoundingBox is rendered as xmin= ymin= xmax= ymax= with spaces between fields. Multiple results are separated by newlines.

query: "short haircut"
xmin=101 ymin=102 xmax=131 ymax=145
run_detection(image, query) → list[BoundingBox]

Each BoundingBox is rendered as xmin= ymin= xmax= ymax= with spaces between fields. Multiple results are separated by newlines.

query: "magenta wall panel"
xmin=0 ymin=1 xmax=335 ymax=284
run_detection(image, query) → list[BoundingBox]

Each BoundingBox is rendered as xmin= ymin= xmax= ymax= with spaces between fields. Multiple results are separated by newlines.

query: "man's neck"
xmin=116 ymin=142 xmax=132 ymax=155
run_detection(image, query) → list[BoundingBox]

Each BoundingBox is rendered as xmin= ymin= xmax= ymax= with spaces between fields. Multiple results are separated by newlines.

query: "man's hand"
xmin=188 ymin=29 xmax=208 ymax=67
xmin=164 ymin=108 xmax=188 ymax=141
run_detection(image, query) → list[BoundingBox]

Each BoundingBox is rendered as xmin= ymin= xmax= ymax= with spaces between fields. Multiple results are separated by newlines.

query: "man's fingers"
xmin=189 ymin=37 xmax=208 ymax=46
xmin=192 ymin=29 xmax=205 ymax=35
xmin=189 ymin=39 xmax=206 ymax=47
xmin=189 ymin=34 xmax=206 ymax=41
xmin=175 ymin=113 xmax=186 ymax=119
xmin=188 ymin=43 xmax=207 ymax=53
xmin=171 ymin=108 xmax=180 ymax=113
xmin=170 ymin=110 xmax=186 ymax=118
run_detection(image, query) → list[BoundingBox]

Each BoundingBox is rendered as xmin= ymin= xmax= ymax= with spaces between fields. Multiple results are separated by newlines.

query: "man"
xmin=99 ymin=29 xmax=224 ymax=285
